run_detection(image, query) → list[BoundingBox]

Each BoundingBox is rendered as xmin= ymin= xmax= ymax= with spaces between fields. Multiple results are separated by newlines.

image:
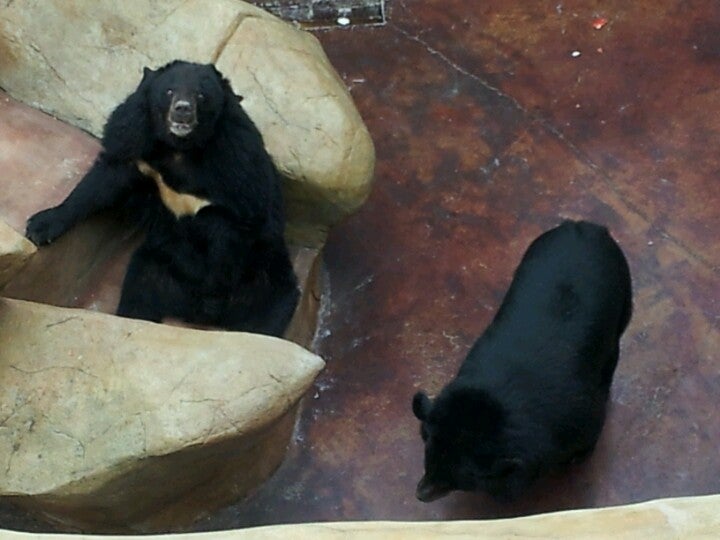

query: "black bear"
xmin=412 ymin=220 xmax=632 ymax=502
xmin=26 ymin=60 xmax=299 ymax=337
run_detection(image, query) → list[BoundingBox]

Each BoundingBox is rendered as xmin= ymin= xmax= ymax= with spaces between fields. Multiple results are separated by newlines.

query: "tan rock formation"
xmin=0 ymin=0 xmax=375 ymax=246
xmin=0 ymin=297 xmax=325 ymax=531
xmin=0 ymin=221 xmax=36 ymax=289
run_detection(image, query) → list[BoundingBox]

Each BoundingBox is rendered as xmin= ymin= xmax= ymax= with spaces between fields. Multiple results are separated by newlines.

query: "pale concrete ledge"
xmin=0 ymin=298 xmax=325 ymax=531
xmin=1 ymin=494 xmax=719 ymax=538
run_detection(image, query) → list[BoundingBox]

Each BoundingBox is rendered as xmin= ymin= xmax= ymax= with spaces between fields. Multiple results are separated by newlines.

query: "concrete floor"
xmin=194 ymin=0 xmax=720 ymax=529
xmin=1 ymin=0 xmax=719 ymax=532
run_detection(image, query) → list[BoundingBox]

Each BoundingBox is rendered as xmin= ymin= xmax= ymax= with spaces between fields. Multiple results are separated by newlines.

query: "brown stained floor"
xmin=193 ymin=0 xmax=720 ymax=529
xmin=1 ymin=0 xmax=719 ymax=532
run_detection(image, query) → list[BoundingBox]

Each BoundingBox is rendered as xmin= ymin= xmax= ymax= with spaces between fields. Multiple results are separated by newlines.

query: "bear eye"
xmin=166 ymin=89 xmax=173 ymax=96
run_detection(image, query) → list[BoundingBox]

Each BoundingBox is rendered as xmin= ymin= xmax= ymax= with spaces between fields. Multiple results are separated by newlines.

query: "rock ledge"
xmin=0 ymin=297 xmax=324 ymax=531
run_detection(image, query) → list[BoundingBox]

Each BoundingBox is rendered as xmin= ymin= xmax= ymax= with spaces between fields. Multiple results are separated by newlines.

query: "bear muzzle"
xmin=416 ymin=475 xmax=452 ymax=502
xmin=167 ymin=98 xmax=198 ymax=137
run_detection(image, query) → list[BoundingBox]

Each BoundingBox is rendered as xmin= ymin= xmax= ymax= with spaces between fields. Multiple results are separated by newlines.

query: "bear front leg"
xmin=26 ymin=157 xmax=140 ymax=245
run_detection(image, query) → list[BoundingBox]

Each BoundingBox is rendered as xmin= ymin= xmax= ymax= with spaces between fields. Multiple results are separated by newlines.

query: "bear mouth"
xmin=168 ymin=120 xmax=197 ymax=138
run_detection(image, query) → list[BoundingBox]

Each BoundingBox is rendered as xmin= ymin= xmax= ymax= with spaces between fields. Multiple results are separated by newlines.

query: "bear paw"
xmin=26 ymin=207 xmax=69 ymax=246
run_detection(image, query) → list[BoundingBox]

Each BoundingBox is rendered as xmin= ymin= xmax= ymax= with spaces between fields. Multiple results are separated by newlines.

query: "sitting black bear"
xmin=412 ymin=220 xmax=632 ymax=501
xmin=26 ymin=60 xmax=299 ymax=337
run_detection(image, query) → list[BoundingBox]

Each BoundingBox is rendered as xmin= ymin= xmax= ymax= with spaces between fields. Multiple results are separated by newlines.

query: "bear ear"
xmin=209 ymin=64 xmax=242 ymax=102
xmin=209 ymin=63 xmax=225 ymax=79
xmin=209 ymin=64 xmax=229 ymax=88
xmin=412 ymin=392 xmax=433 ymax=421
xmin=134 ymin=67 xmax=159 ymax=94
xmin=141 ymin=66 xmax=157 ymax=81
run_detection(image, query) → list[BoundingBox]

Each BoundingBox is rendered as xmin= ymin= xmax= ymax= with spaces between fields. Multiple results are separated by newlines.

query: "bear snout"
xmin=171 ymin=99 xmax=194 ymax=121
xmin=167 ymin=97 xmax=198 ymax=137
xmin=416 ymin=475 xmax=452 ymax=502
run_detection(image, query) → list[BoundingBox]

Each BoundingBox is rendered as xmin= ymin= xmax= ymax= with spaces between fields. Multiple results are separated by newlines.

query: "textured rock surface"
xmin=0 ymin=91 xmax=125 ymax=308
xmin=0 ymin=221 xmax=35 ymax=289
xmin=2 ymin=494 xmax=720 ymax=537
xmin=0 ymin=297 xmax=324 ymax=531
xmin=0 ymin=0 xmax=375 ymax=246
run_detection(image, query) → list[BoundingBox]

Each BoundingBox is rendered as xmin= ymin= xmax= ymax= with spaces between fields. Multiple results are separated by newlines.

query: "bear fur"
xmin=412 ymin=220 xmax=632 ymax=502
xmin=26 ymin=60 xmax=299 ymax=336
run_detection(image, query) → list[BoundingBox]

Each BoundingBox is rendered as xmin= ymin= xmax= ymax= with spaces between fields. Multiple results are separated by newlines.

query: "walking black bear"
xmin=412 ymin=220 xmax=632 ymax=501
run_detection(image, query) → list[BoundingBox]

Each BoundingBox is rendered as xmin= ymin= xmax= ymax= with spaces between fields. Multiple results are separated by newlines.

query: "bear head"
xmin=144 ymin=61 xmax=233 ymax=149
xmin=412 ymin=384 xmax=525 ymax=502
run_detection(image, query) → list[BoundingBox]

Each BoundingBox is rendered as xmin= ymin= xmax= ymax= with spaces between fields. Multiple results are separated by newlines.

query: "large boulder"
xmin=0 ymin=297 xmax=325 ymax=531
xmin=0 ymin=221 xmax=35 ymax=289
xmin=0 ymin=0 xmax=375 ymax=246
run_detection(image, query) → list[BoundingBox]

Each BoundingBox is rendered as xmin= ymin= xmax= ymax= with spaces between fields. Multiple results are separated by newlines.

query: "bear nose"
xmin=172 ymin=100 xmax=193 ymax=114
